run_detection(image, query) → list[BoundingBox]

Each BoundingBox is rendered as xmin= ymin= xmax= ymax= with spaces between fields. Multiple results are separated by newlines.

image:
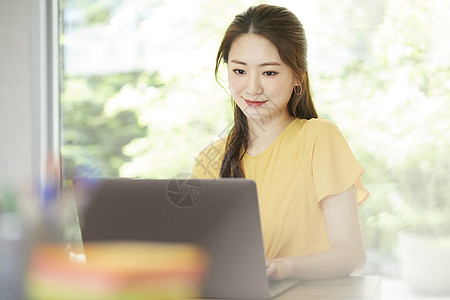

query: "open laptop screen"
xmin=74 ymin=178 xmax=271 ymax=299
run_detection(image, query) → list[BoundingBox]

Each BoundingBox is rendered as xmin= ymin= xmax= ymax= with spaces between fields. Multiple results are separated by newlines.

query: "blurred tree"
xmin=61 ymin=72 xmax=162 ymax=180
xmin=311 ymin=0 xmax=450 ymax=268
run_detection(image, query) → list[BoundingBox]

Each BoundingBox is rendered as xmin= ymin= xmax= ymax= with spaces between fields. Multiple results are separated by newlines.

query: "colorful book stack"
xmin=26 ymin=242 xmax=208 ymax=300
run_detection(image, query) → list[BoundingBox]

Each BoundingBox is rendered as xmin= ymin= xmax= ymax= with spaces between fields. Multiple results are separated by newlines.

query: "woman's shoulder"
xmin=303 ymin=117 xmax=338 ymax=129
xmin=300 ymin=117 xmax=342 ymax=138
xmin=287 ymin=117 xmax=340 ymax=137
xmin=192 ymin=137 xmax=226 ymax=179
xmin=202 ymin=137 xmax=227 ymax=152
xmin=195 ymin=137 xmax=227 ymax=162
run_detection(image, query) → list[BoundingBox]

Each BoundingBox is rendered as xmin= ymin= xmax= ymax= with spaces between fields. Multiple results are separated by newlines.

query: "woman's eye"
xmin=233 ymin=69 xmax=245 ymax=75
xmin=264 ymin=71 xmax=277 ymax=76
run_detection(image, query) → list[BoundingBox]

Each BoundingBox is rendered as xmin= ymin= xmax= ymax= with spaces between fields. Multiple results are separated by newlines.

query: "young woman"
xmin=191 ymin=4 xmax=369 ymax=281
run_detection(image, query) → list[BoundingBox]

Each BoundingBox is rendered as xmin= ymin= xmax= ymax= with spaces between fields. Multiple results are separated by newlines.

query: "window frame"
xmin=31 ymin=0 xmax=61 ymax=195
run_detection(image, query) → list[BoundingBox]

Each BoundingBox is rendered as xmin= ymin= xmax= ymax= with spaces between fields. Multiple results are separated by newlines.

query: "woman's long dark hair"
xmin=216 ymin=4 xmax=318 ymax=178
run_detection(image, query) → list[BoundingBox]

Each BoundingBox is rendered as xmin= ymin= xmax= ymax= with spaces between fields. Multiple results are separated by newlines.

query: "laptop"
xmin=73 ymin=177 xmax=299 ymax=299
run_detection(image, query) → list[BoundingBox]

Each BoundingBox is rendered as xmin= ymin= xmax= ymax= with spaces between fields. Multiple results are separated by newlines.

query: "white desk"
xmin=199 ymin=276 xmax=381 ymax=300
xmin=273 ymin=276 xmax=381 ymax=300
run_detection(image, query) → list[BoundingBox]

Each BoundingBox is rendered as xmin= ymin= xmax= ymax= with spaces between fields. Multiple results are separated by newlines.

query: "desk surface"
xmin=200 ymin=276 xmax=381 ymax=300
xmin=273 ymin=276 xmax=381 ymax=300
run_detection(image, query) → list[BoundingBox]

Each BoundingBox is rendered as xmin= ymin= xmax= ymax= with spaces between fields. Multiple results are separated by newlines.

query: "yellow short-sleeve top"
xmin=191 ymin=118 xmax=369 ymax=258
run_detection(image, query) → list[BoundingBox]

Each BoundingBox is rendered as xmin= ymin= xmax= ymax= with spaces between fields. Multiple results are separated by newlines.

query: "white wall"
xmin=0 ymin=0 xmax=58 ymax=190
xmin=0 ymin=0 xmax=33 ymax=186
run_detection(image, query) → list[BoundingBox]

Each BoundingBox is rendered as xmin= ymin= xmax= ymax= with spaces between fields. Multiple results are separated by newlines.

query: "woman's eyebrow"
xmin=230 ymin=59 xmax=281 ymax=67
xmin=260 ymin=62 xmax=281 ymax=67
xmin=229 ymin=60 xmax=247 ymax=65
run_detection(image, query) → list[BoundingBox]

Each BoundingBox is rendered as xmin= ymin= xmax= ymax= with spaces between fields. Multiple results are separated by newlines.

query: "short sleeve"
xmin=308 ymin=119 xmax=369 ymax=205
xmin=191 ymin=139 xmax=225 ymax=179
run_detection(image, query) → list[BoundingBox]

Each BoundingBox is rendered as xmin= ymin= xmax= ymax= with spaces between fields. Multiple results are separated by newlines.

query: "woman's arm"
xmin=266 ymin=186 xmax=366 ymax=280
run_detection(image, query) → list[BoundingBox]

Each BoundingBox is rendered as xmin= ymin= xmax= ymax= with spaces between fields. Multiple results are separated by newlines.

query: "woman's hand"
xmin=266 ymin=257 xmax=293 ymax=280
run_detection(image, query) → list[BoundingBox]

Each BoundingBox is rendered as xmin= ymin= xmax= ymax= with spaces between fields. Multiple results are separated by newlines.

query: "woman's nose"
xmin=246 ymin=74 xmax=263 ymax=95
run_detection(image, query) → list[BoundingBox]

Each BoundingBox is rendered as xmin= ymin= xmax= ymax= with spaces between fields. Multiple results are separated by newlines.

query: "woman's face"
xmin=227 ymin=34 xmax=299 ymax=124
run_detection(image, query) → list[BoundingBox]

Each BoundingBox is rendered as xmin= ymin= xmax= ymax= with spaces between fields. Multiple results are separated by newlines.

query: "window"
xmin=31 ymin=0 xmax=61 ymax=194
xmin=60 ymin=0 xmax=450 ymax=294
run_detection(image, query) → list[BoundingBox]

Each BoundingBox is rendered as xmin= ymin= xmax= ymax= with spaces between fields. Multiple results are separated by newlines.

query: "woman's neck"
xmin=246 ymin=114 xmax=294 ymax=156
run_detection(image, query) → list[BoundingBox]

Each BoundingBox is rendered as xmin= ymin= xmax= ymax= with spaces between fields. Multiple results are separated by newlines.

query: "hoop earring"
xmin=294 ymin=85 xmax=303 ymax=96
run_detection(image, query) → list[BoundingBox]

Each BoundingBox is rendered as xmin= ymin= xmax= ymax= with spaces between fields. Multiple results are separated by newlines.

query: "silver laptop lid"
xmin=74 ymin=178 xmax=271 ymax=299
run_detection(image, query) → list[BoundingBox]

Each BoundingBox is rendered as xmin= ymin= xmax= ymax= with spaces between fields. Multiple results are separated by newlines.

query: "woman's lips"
xmin=244 ymin=99 xmax=268 ymax=107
